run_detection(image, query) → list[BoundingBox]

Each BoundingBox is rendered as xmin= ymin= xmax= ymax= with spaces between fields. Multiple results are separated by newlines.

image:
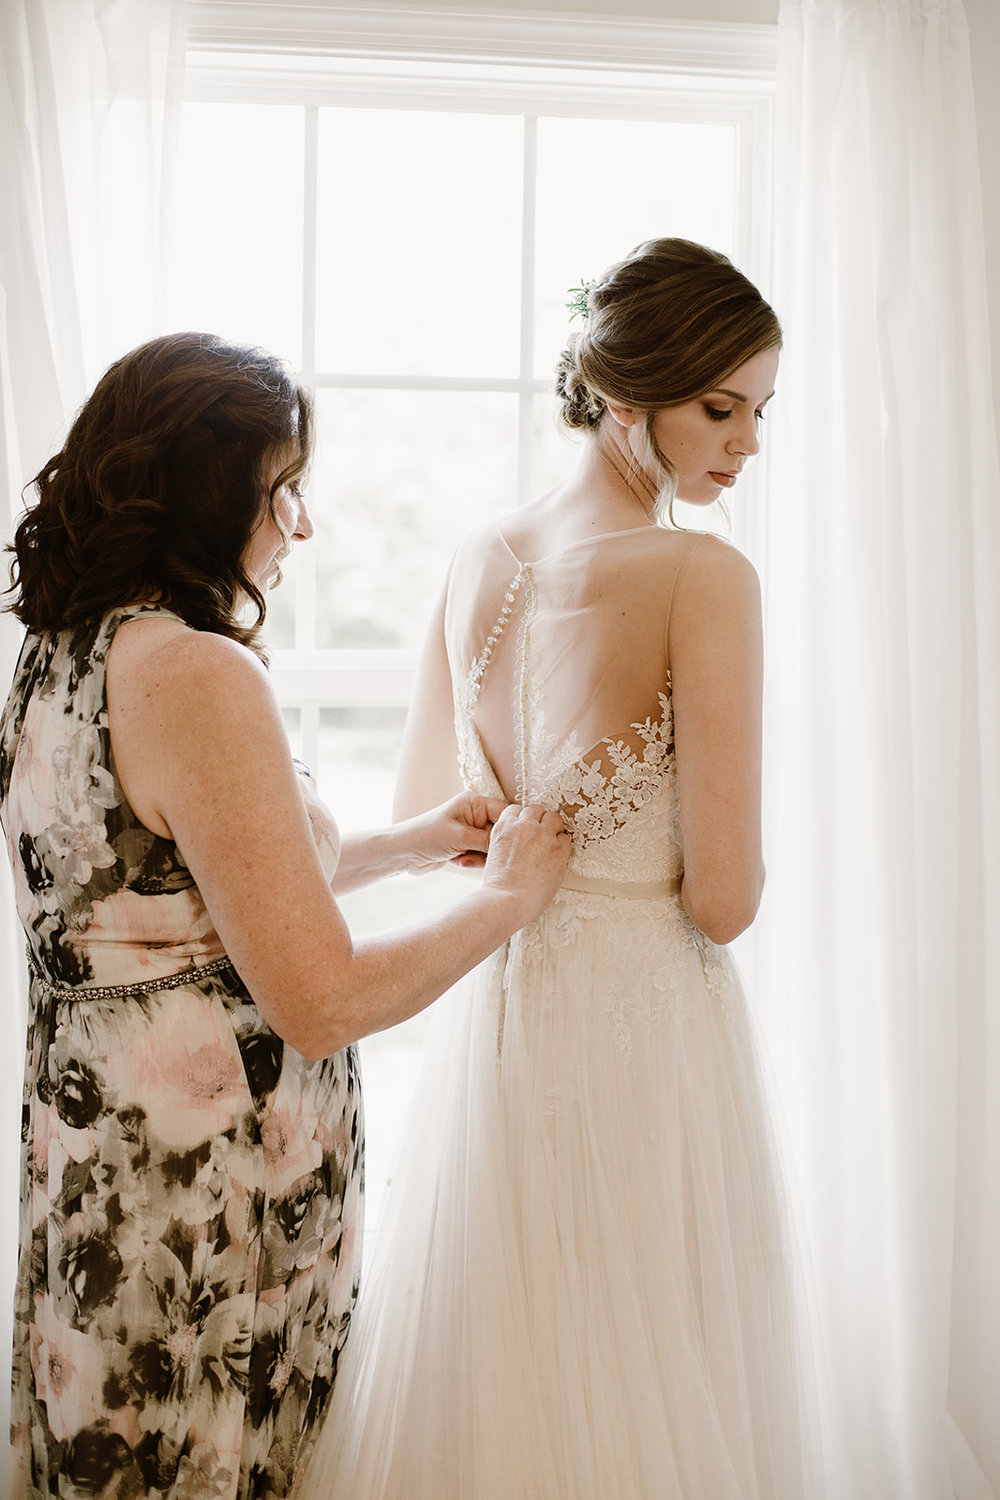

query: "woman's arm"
xmin=330 ymin=793 xmax=508 ymax=895
xmin=107 ymin=621 xmax=569 ymax=1060
xmin=393 ymin=586 xmax=464 ymax=821
xmin=667 ymin=536 xmax=764 ymax=945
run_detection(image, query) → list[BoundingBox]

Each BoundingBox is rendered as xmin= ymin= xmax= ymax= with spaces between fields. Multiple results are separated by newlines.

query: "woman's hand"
xmin=402 ymin=793 xmax=512 ymax=872
xmin=106 ymin=618 xmax=573 ymax=1057
xmin=480 ymin=803 xmax=572 ymax=927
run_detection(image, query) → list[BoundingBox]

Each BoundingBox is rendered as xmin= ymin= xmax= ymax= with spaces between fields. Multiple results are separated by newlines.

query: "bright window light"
xmin=165 ymin=37 xmax=769 ymax=1226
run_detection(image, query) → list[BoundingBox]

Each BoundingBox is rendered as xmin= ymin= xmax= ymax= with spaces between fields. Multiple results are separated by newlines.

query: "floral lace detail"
xmin=523 ymin=891 xmax=743 ymax=1060
xmin=692 ymin=929 xmax=739 ymax=1020
xmin=553 ymin=695 xmax=674 ymax=846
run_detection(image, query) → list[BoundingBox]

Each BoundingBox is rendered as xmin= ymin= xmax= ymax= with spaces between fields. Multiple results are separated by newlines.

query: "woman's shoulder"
xmin=107 ymin=612 xmax=270 ymax=713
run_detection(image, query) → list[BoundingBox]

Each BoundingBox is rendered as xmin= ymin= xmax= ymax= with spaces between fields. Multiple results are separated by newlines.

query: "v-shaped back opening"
xmin=449 ymin=525 xmax=688 ymax=813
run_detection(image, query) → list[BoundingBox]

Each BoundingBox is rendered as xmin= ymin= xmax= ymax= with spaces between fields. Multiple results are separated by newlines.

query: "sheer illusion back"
xmin=446 ymin=522 xmax=701 ymax=885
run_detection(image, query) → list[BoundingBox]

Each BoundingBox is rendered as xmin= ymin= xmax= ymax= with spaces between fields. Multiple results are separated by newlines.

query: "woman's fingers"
xmin=495 ymin=801 xmax=565 ymax=828
xmin=482 ymin=802 xmax=571 ymax=926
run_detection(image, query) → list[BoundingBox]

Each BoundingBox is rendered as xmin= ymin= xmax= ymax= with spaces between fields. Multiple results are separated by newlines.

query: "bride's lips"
xmin=709 ymin=472 xmax=738 ymax=488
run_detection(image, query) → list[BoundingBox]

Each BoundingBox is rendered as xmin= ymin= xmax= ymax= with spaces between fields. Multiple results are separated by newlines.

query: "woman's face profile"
xmin=243 ymin=449 xmax=314 ymax=592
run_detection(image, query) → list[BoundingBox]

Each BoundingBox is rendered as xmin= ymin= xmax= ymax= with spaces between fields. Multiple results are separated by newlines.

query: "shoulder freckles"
xmin=678 ymin=532 xmax=760 ymax=595
xmin=146 ymin=625 xmax=265 ymax=680
xmin=113 ymin=620 xmax=271 ymax=713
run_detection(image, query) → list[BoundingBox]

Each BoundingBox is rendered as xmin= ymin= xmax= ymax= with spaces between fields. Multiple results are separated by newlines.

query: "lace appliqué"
xmin=560 ymin=698 xmax=674 ymax=845
xmin=518 ymin=688 xmax=675 ymax=849
xmin=607 ymin=923 xmax=740 ymax=1058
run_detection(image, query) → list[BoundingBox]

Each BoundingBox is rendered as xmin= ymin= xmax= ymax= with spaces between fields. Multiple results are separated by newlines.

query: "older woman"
xmin=0 ymin=331 xmax=569 ymax=1498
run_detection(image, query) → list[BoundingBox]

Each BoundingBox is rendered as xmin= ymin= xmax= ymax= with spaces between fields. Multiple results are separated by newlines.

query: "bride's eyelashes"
xmin=702 ymin=404 xmax=768 ymax=423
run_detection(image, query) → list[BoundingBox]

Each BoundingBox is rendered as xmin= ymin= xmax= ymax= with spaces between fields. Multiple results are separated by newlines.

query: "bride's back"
xmin=444 ymin=509 xmax=702 ymax=805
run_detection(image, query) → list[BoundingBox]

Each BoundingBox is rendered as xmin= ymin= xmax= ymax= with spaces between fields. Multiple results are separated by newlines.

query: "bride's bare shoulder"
xmin=671 ymin=531 xmax=759 ymax=589
xmin=668 ymin=533 xmax=761 ymax=638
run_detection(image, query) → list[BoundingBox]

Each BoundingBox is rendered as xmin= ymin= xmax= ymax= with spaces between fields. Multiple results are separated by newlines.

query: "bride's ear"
xmin=605 ymin=402 xmax=641 ymax=429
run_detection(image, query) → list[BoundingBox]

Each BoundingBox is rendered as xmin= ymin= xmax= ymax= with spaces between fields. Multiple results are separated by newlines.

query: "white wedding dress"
xmin=299 ymin=522 xmax=820 ymax=1499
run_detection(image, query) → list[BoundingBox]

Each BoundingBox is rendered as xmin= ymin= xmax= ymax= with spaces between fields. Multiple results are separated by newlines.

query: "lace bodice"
xmin=451 ymin=530 xmax=686 ymax=887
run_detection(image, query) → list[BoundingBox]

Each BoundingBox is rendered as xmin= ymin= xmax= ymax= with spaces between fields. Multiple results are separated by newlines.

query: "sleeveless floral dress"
xmin=0 ymin=606 xmax=364 ymax=1499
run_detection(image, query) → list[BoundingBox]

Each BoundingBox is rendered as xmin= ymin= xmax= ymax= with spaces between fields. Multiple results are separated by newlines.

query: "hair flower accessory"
xmin=566 ymin=280 xmax=594 ymax=322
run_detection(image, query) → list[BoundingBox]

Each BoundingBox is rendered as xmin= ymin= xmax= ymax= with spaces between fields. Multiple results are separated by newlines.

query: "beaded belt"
xmin=25 ymin=946 xmax=235 ymax=1000
xmin=560 ymin=872 xmax=682 ymax=900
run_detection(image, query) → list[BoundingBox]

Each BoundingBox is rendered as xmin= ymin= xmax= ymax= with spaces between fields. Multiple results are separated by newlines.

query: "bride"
xmin=300 ymin=238 xmax=820 ymax=1499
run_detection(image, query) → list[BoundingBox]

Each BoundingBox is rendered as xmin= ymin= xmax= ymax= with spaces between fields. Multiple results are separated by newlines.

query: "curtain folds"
xmin=0 ymin=0 xmax=188 ymax=1485
xmin=749 ymin=1 xmax=1000 ymax=1494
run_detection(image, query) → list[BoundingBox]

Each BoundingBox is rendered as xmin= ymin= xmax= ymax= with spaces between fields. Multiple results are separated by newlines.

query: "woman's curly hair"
xmin=4 ymin=331 xmax=313 ymax=657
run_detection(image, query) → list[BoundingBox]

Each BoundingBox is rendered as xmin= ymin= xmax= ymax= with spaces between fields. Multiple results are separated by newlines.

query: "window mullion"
xmin=298 ymin=103 xmax=319 ymax=653
xmin=517 ymin=114 xmax=538 ymax=507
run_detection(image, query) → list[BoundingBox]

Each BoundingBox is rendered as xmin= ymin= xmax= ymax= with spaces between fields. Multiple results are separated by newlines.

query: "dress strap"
xmin=560 ymin=872 xmax=682 ymax=900
xmin=26 ymin=946 xmax=236 ymax=1000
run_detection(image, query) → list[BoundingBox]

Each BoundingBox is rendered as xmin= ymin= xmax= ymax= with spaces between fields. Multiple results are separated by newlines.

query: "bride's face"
xmin=629 ymin=345 xmax=780 ymax=507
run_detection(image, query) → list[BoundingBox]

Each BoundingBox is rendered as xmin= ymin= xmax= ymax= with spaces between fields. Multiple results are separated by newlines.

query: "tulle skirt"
xmin=298 ymin=891 xmax=821 ymax=1499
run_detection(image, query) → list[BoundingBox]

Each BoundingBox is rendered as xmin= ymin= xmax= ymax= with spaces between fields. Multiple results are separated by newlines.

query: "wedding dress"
xmin=299 ymin=521 xmax=820 ymax=1499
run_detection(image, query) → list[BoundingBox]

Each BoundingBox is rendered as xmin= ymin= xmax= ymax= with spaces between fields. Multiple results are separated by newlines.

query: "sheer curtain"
xmin=0 ymin=0 xmax=187 ymax=1482
xmin=742 ymin=1 xmax=1000 ymax=1495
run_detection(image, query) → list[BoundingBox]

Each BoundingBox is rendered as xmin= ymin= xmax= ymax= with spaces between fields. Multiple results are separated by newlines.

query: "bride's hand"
xmin=480 ymin=804 xmax=572 ymax=925
xmin=401 ymin=793 xmax=512 ymax=873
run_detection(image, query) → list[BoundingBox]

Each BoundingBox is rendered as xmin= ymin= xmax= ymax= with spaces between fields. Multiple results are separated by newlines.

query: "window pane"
xmin=533 ymin=118 xmax=738 ymax=378
xmin=310 ymin=389 xmax=519 ymax=648
xmin=288 ymin=703 xmax=457 ymax=1233
xmin=167 ymin=103 xmax=304 ymax=365
xmin=262 ymin=547 xmax=300 ymax=651
xmin=316 ymin=109 xmax=523 ymax=376
xmin=531 ymin=393 xmax=583 ymax=498
xmin=281 ymin=704 xmax=302 ymax=746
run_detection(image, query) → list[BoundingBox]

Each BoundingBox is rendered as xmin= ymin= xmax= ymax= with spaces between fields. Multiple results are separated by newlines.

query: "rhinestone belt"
xmin=25 ymin=946 xmax=235 ymax=1000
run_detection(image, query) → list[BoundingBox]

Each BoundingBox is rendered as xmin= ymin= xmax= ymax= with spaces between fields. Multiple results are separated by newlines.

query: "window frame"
xmin=183 ymin=4 xmax=777 ymax=752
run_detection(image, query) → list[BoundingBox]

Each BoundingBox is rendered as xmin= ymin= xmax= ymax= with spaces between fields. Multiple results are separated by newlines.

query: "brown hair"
xmin=556 ymin=238 xmax=781 ymax=508
xmin=4 ymin=331 xmax=313 ymax=656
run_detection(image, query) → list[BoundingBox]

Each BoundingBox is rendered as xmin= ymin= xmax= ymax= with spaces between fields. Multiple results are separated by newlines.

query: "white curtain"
xmin=0 ymin=0 xmax=188 ymax=1483
xmin=744 ymin=1 xmax=1000 ymax=1495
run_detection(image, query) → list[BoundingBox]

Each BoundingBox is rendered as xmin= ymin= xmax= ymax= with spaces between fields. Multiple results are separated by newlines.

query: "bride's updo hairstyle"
xmin=556 ymin=238 xmax=781 ymax=510
xmin=5 ymin=331 xmax=312 ymax=658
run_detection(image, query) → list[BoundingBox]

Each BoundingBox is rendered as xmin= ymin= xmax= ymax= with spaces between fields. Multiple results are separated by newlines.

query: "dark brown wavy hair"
xmin=4 ymin=331 xmax=313 ymax=656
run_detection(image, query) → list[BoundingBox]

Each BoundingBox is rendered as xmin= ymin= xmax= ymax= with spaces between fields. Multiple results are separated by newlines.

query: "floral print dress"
xmin=0 ymin=606 xmax=364 ymax=1499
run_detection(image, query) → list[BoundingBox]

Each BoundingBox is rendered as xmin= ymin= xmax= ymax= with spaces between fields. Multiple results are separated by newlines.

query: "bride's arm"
xmin=394 ymin=585 xmax=464 ymax=821
xmin=668 ymin=535 xmax=764 ymax=945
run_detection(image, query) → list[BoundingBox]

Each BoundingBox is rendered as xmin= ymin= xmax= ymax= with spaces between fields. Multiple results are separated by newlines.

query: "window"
xmin=174 ymin=4 xmax=776 ymax=1221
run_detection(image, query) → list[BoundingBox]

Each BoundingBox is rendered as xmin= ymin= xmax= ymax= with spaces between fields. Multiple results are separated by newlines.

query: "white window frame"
xmin=183 ymin=4 xmax=777 ymax=761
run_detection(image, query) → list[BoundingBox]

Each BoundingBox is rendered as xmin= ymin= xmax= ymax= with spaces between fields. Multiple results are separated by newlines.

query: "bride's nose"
xmin=728 ymin=412 xmax=760 ymax=458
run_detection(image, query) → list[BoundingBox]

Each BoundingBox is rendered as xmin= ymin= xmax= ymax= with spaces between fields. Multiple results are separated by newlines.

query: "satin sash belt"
xmin=559 ymin=872 xmax=682 ymax=900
